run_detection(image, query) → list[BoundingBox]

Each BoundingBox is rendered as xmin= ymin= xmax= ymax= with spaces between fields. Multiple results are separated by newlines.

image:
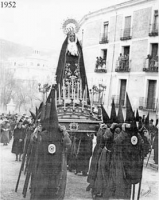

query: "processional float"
xmin=15 ymin=19 xmax=106 ymax=200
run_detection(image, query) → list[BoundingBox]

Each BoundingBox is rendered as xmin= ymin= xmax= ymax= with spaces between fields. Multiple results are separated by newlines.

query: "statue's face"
xmin=69 ymin=33 xmax=75 ymax=42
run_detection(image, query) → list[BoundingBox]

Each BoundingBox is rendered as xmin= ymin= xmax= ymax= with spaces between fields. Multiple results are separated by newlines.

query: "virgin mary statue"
xmin=55 ymin=29 xmax=89 ymax=99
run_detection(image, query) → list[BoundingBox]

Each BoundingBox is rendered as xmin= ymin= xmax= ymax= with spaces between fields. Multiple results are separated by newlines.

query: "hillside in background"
xmin=0 ymin=39 xmax=58 ymax=61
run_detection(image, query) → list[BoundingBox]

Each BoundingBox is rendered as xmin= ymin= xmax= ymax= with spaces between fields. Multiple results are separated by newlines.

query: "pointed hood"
xmin=101 ymin=104 xmax=110 ymax=124
xmin=49 ymin=86 xmax=58 ymax=129
xmin=117 ymin=103 xmax=124 ymax=123
xmin=135 ymin=109 xmax=140 ymax=122
xmin=145 ymin=113 xmax=149 ymax=130
xmin=30 ymin=111 xmax=36 ymax=122
xmin=110 ymin=98 xmax=117 ymax=123
xmin=125 ymin=93 xmax=134 ymax=123
xmin=39 ymin=102 xmax=43 ymax=112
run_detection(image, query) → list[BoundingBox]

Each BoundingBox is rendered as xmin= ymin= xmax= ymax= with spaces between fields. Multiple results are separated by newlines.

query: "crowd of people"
xmin=117 ymin=53 xmax=129 ymax=70
xmin=85 ymin=117 xmax=158 ymax=199
xmin=0 ymin=113 xmax=34 ymax=161
xmin=0 ymin=109 xmax=158 ymax=199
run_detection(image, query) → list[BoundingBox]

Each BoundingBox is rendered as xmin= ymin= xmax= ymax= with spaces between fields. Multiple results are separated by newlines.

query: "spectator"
xmin=102 ymin=60 xmax=106 ymax=69
xmin=125 ymin=54 xmax=129 ymax=69
xmin=1 ymin=119 xmax=10 ymax=145
xmin=118 ymin=53 xmax=124 ymax=69
xmin=153 ymin=124 xmax=158 ymax=164
xmin=96 ymin=57 xmax=100 ymax=69
xmin=12 ymin=121 xmax=25 ymax=161
xmin=149 ymin=119 xmax=156 ymax=145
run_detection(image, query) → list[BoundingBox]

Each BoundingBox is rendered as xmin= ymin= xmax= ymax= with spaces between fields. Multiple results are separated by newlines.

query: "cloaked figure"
xmin=56 ymin=31 xmax=89 ymax=101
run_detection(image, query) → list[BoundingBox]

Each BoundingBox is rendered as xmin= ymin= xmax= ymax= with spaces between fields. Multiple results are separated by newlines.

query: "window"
xmin=123 ymin=46 xmax=130 ymax=56
xmin=123 ymin=16 xmax=131 ymax=37
xmin=103 ymin=22 xmax=109 ymax=38
xmin=151 ymin=43 xmax=158 ymax=59
xmin=102 ymin=49 xmax=107 ymax=61
xmin=119 ymin=79 xmax=127 ymax=106
xmin=147 ymin=80 xmax=156 ymax=109
xmin=154 ymin=10 xmax=158 ymax=25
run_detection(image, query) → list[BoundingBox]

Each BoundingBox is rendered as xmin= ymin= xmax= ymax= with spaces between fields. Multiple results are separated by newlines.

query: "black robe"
xmin=55 ymin=36 xmax=89 ymax=102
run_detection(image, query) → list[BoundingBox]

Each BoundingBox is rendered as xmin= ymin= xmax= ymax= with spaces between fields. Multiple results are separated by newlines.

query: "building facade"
xmin=78 ymin=0 xmax=159 ymax=120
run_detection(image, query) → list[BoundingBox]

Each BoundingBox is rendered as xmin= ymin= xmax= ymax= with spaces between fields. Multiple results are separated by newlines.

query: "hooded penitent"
xmin=144 ymin=112 xmax=149 ymax=130
xmin=123 ymin=93 xmax=144 ymax=185
xmin=101 ymin=104 xmax=110 ymax=124
xmin=125 ymin=92 xmax=134 ymax=123
xmin=110 ymin=98 xmax=117 ymax=123
xmin=135 ymin=109 xmax=140 ymax=122
xmin=30 ymin=87 xmax=64 ymax=200
xmin=117 ymin=102 xmax=124 ymax=123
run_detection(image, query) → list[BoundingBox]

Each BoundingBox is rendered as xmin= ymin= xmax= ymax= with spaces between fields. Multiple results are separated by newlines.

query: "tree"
xmin=0 ymin=62 xmax=16 ymax=110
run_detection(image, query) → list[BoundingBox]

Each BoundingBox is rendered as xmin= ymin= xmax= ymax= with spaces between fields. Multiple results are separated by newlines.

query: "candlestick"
xmin=73 ymin=89 xmax=75 ymax=110
xmin=63 ymin=79 xmax=65 ymax=99
xmin=64 ymin=99 xmax=66 ymax=110
xmin=55 ymin=89 xmax=57 ymax=107
xmin=80 ymin=79 xmax=82 ymax=99
xmin=71 ymin=78 xmax=74 ymax=99
xmin=82 ymin=90 xmax=85 ymax=111
xmin=77 ymin=81 xmax=79 ymax=100
xmin=68 ymin=82 xmax=70 ymax=100
xmin=58 ymin=84 xmax=61 ymax=103
xmin=85 ymin=85 xmax=87 ymax=104
xmin=90 ymin=90 xmax=92 ymax=113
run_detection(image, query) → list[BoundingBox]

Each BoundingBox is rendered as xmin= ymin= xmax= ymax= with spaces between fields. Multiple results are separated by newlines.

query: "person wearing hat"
xmin=1 ymin=119 xmax=10 ymax=145
xmin=11 ymin=121 xmax=25 ymax=161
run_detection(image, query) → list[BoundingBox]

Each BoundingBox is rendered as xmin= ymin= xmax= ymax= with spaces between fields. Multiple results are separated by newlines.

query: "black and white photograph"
xmin=0 ymin=0 xmax=158 ymax=199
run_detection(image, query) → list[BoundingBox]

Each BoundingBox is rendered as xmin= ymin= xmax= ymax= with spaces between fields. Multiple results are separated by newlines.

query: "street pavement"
xmin=0 ymin=140 xmax=158 ymax=200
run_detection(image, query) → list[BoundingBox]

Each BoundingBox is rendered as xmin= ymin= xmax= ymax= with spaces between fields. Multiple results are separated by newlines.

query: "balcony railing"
xmin=120 ymin=28 xmax=132 ymax=40
xmin=149 ymin=23 xmax=158 ymax=36
xmin=115 ymin=59 xmax=131 ymax=72
xmin=139 ymin=97 xmax=157 ymax=111
xmin=99 ymin=33 xmax=109 ymax=44
xmin=95 ymin=60 xmax=107 ymax=73
xmin=111 ymin=95 xmax=126 ymax=107
xmin=143 ymin=58 xmax=158 ymax=72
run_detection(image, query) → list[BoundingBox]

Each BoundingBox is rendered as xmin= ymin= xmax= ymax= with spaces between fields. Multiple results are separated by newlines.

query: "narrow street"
xmin=0 ymin=140 xmax=158 ymax=200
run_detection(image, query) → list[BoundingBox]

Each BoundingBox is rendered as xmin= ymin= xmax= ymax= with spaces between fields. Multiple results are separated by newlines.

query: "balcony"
xmin=139 ymin=97 xmax=158 ymax=112
xmin=95 ymin=59 xmax=107 ymax=73
xmin=111 ymin=95 xmax=126 ymax=107
xmin=149 ymin=23 xmax=158 ymax=36
xmin=143 ymin=58 xmax=158 ymax=72
xmin=115 ymin=59 xmax=131 ymax=72
xmin=99 ymin=33 xmax=109 ymax=44
xmin=120 ymin=28 xmax=132 ymax=41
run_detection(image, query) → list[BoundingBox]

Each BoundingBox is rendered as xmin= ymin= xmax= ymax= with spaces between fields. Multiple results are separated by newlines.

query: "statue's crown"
xmin=62 ymin=18 xmax=79 ymax=35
